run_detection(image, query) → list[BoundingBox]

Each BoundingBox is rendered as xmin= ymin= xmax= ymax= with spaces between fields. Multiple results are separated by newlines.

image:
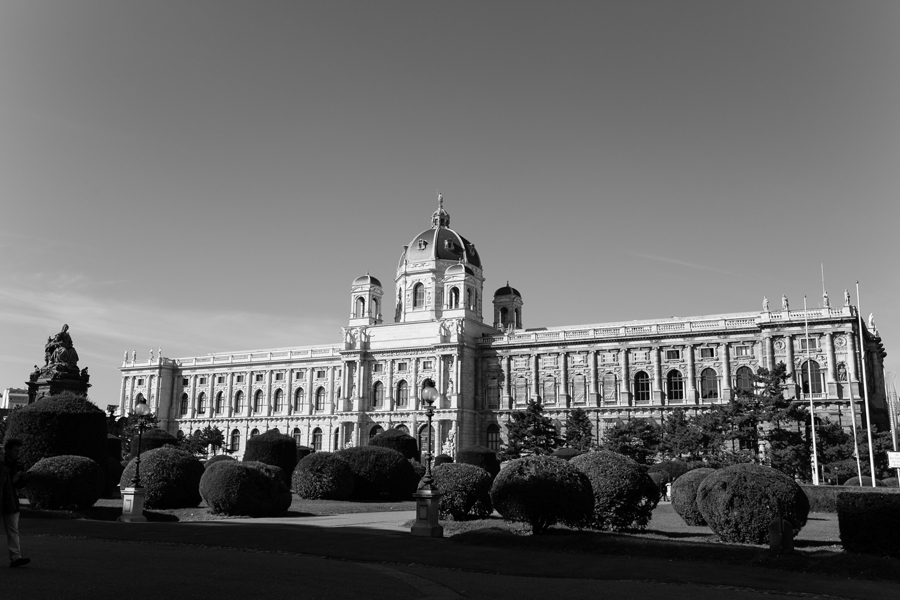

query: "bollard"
xmin=768 ymin=516 xmax=794 ymax=554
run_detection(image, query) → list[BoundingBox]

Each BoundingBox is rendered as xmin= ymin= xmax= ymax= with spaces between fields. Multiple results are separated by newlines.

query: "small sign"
xmin=888 ymin=451 xmax=900 ymax=469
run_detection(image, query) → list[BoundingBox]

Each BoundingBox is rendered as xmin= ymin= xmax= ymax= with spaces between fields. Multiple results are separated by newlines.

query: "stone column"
xmin=765 ymin=336 xmax=775 ymax=371
xmin=119 ymin=377 xmax=128 ymax=417
xmin=189 ymin=375 xmax=197 ymax=419
xmin=560 ymin=351 xmax=570 ymax=407
xmin=686 ymin=344 xmax=696 ymax=404
xmin=327 ymin=366 xmax=336 ymax=414
xmin=265 ymin=370 xmax=273 ymax=417
xmin=721 ymin=343 xmax=732 ymax=400
xmin=825 ymin=332 xmax=837 ymax=383
xmin=411 ymin=358 xmax=419 ymax=409
xmin=227 ymin=373 xmax=234 ymax=418
xmin=452 ymin=353 xmax=461 ymax=410
xmin=208 ymin=375 xmax=215 ymax=420
xmin=784 ymin=336 xmax=795 ymax=394
xmin=387 ymin=359 xmax=395 ymax=411
xmin=355 ymin=359 xmax=364 ymax=411
xmin=652 ymin=346 xmax=662 ymax=404
xmin=245 ymin=372 xmax=253 ymax=418
xmin=531 ymin=354 xmax=539 ymax=404
xmin=847 ymin=331 xmax=859 ymax=383
xmin=503 ymin=354 xmax=512 ymax=409
xmin=589 ymin=351 xmax=599 ymax=407
xmin=306 ymin=368 xmax=315 ymax=416
xmin=620 ymin=349 xmax=630 ymax=406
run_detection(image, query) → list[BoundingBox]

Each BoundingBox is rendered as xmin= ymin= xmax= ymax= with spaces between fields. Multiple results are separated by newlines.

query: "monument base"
xmin=27 ymin=374 xmax=90 ymax=404
xmin=118 ymin=487 xmax=147 ymax=523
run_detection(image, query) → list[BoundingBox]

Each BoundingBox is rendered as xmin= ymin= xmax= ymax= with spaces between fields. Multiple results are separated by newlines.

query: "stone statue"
xmin=149 ymin=348 xmax=154 ymax=361
xmin=442 ymin=425 xmax=457 ymax=458
xmin=80 ymin=367 xmax=90 ymax=382
xmin=868 ymin=313 xmax=876 ymax=330
xmin=439 ymin=320 xmax=451 ymax=338
xmin=132 ymin=349 xmax=136 ymax=361
xmin=44 ymin=324 xmax=79 ymax=369
xmin=844 ymin=289 xmax=851 ymax=306
xmin=455 ymin=318 xmax=464 ymax=336
xmin=823 ymin=291 xmax=830 ymax=308
xmin=124 ymin=351 xmax=128 ymax=362
xmin=30 ymin=365 xmax=40 ymax=382
xmin=837 ymin=362 xmax=848 ymax=382
xmin=781 ymin=294 xmax=789 ymax=311
xmin=763 ymin=296 xmax=769 ymax=311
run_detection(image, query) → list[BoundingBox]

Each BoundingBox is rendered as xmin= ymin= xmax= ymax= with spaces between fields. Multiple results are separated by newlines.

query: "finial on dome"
xmin=431 ymin=190 xmax=450 ymax=228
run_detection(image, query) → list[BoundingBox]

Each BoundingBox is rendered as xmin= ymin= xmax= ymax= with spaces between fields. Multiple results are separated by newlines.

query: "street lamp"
xmin=410 ymin=380 xmax=443 ymax=538
xmin=118 ymin=401 xmax=152 ymax=523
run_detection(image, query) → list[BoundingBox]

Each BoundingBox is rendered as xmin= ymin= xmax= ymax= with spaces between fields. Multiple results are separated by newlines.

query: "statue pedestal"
xmin=118 ymin=487 xmax=147 ymax=523
xmin=27 ymin=374 xmax=90 ymax=404
xmin=410 ymin=488 xmax=443 ymax=538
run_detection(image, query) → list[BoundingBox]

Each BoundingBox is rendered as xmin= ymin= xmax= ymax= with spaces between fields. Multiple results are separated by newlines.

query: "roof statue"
xmin=763 ymin=296 xmax=769 ymax=312
xmin=781 ymin=294 xmax=789 ymax=311
xmin=844 ymin=289 xmax=851 ymax=307
xmin=823 ymin=290 xmax=830 ymax=309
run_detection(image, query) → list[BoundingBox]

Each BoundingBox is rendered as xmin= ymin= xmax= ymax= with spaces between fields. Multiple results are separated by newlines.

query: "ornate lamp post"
xmin=410 ymin=380 xmax=443 ymax=537
xmin=118 ymin=401 xmax=152 ymax=523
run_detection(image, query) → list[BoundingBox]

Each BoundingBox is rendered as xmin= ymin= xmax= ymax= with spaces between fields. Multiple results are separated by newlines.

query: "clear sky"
xmin=2 ymin=1 xmax=899 ymax=408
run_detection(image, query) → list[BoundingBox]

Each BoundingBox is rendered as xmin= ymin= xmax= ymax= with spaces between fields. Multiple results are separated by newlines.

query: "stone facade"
xmin=119 ymin=201 xmax=889 ymax=459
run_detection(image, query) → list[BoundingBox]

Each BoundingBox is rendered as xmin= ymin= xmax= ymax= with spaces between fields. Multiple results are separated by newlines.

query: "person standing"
xmin=1 ymin=439 xmax=30 ymax=568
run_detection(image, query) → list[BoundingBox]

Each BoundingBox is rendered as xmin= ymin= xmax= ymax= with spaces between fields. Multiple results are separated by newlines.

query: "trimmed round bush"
xmin=432 ymin=463 xmax=494 ymax=520
xmin=490 ymin=455 xmax=593 ymax=534
xmin=242 ymin=430 xmax=298 ymax=485
xmin=24 ymin=455 xmax=104 ymax=510
xmin=369 ymin=429 xmax=420 ymax=461
xmin=843 ymin=476 xmax=885 ymax=487
xmin=552 ymin=448 xmax=586 ymax=461
xmin=127 ymin=428 xmax=178 ymax=459
xmin=296 ymin=446 xmax=314 ymax=463
xmin=570 ymin=450 xmax=657 ymax=531
xmin=456 ymin=445 xmax=501 ymax=478
xmin=883 ymin=477 xmax=899 ymax=488
xmin=5 ymin=391 xmax=106 ymax=469
xmin=291 ymin=452 xmax=355 ymax=500
xmin=204 ymin=455 xmax=235 ymax=469
xmin=671 ymin=468 xmax=715 ymax=526
xmin=334 ymin=446 xmax=417 ymax=500
xmin=696 ymin=463 xmax=809 ymax=544
xmin=200 ymin=460 xmax=292 ymax=517
xmin=119 ymin=446 xmax=204 ymax=509
xmin=433 ymin=454 xmax=454 ymax=467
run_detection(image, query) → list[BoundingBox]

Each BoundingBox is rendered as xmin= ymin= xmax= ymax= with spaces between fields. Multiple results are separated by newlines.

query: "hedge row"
xmin=802 ymin=484 xmax=900 ymax=513
xmin=837 ymin=491 xmax=900 ymax=557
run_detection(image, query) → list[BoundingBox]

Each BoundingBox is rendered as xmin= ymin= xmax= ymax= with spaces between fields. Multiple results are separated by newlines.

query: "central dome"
xmin=403 ymin=194 xmax=481 ymax=268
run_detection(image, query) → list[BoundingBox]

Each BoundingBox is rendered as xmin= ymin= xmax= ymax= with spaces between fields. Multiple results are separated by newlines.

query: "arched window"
xmin=734 ymin=366 xmax=754 ymax=393
xmin=700 ymin=368 xmax=719 ymax=400
xmin=229 ymin=429 xmax=241 ymax=452
xmin=395 ymin=424 xmax=409 ymax=434
xmin=135 ymin=393 xmax=146 ymax=405
xmin=372 ymin=381 xmax=384 ymax=409
xmin=292 ymin=427 xmax=302 ymax=445
xmin=486 ymin=424 xmax=501 ymax=452
xmin=355 ymin=296 xmax=366 ymax=318
xmin=542 ymin=378 xmax=556 ymax=404
xmin=197 ymin=392 xmax=206 ymax=414
xmin=413 ymin=283 xmax=424 ymax=308
xmin=315 ymin=387 xmax=326 ymax=411
xmin=373 ymin=297 xmax=379 ymax=317
xmin=666 ymin=370 xmax=684 ymax=401
xmin=215 ymin=391 xmax=223 ymax=414
xmin=466 ymin=288 xmax=473 ymax=309
xmin=234 ymin=390 xmax=244 ymax=412
xmin=514 ymin=308 xmax=521 ymax=328
xmin=418 ymin=424 xmax=435 ymax=455
xmin=801 ymin=360 xmax=823 ymax=394
xmin=449 ymin=287 xmax=460 ymax=309
xmin=369 ymin=425 xmax=384 ymax=439
xmin=500 ymin=307 xmax=509 ymax=326
xmin=273 ymin=389 xmax=284 ymax=412
xmin=602 ymin=373 xmax=617 ymax=403
xmin=180 ymin=393 xmax=189 ymax=416
xmin=293 ymin=387 xmax=304 ymax=411
xmin=270 ymin=428 xmax=280 ymax=435
xmin=177 ymin=430 xmax=185 ymax=440
xmin=312 ymin=427 xmax=323 ymax=451
xmin=250 ymin=428 xmax=260 ymax=439
xmin=396 ymin=380 xmax=409 ymax=408
xmin=253 ymin=389 xmax=264 ymax=413
xmin=634 ymin=371 xmax=651 ymax=402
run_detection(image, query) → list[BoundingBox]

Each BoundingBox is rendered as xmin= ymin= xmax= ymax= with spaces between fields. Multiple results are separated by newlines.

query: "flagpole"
xmin=804 ymin=295 xmax=820 ymax=485
xmin=856 ymin=281 xmax=877 ymax=487
xmin=885 ymin=372 xmax=899 ymax=486
xmin=846 ymin=370 xmax=864 ymax=485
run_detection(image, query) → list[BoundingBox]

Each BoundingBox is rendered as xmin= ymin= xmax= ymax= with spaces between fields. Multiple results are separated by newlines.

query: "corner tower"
xmin=493 ymin=283 xmax=523 ymax=330
xmin=349 ymin=273 xmax=383 ymax=326
xmin=394 ymin=193 xmax=484 ymax=324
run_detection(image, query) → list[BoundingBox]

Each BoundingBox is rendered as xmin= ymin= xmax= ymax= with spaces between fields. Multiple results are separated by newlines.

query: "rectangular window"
xmin=422 ymin=361 xmax=433 ymax=370
xmin=799 ymin=338 xmax=820 ymax=351
xmin=295 ymin=370 xmax=304 ymax=380
xmin=199 ymin=377 xmax=207 ymax=385
xmin=316 ymin=370 xmax=326 ymax=379
xmin=137 ymin=378 xmax=144 ymax=386
xmin=216 ymin=376 xmax=225 ymax=384
xmin=182 ymin=378 xmax=189 ymax=386
xmin=275 ymin=373 xmax=284 ymax=381
xmin=255 ymin=374 xmax=264 ymax=382
xmin=373 ymin=364 xmax=383 ymax=373
xmin=734 ymin=346 xmax=752 ymax=357
xmin=513 ymin=356 xmax=528 ymax=369
xmin=236 ymin=375 xmax=245 ymax=383
xmin=397 ymin=362 xmax=407 ymax=372
xmin=600 ymin=352 xmax=616 ymax=364
xmin=632 ymin=350 xmax=649 ymax=363
xmin=700 ymin=348 xmax=716 ymax=359
xmin=665 ymin=349 xmax=681 ymax=360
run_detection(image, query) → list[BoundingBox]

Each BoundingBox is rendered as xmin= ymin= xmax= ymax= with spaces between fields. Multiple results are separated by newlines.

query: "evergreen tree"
xmin=564 ymin=407 xmax=594 ymax=451
xmin=601 ymin=418 xmax=661 ymax=465
xmin=659 ymin=408 xmax=705 ymax=460
xmin=499 ymin=399 xmax=563 ymax=460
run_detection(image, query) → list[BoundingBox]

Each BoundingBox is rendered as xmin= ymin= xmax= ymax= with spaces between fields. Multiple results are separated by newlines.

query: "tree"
xmin=201 ymin=426 xmax=226 ymax=455
xmin=499 ymin=400 xmax=562 ymax=460
xmin=180 ymin=429 xmax=210 ymax=457
xmin=659 ymin=408 xmax=705 ymax=460
xmin=565 ymin=407 xmax=593 ymax=451
xmin=601 ymin=418 xmax=661 ymax=465
xmin=120 ymin=411 xmax=160 ymax=454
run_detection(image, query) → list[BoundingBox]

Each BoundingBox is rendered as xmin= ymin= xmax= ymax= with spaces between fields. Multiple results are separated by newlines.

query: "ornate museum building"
xmin=119 ymin=198 xmax=889 ymax=459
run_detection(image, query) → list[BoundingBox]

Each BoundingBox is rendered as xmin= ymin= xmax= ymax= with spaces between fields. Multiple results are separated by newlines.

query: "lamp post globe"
xmin=131 ymin=401 xmax=153 ymax=487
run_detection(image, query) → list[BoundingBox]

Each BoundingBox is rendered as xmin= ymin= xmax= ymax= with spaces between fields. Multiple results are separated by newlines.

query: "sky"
xmin=2 ymin=1 xmax=899 ymax=408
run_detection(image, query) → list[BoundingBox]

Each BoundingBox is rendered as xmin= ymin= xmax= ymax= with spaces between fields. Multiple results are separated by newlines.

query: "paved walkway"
xmin=11 ymin=511 xmax=899 ymax=599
